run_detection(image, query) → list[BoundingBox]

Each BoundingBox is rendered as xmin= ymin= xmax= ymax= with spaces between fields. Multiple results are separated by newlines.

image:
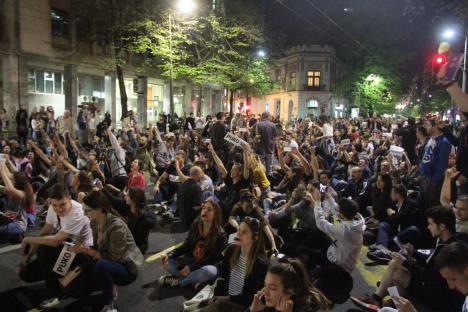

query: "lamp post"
xmin=168 ymin=0 xmax=197 ymax=118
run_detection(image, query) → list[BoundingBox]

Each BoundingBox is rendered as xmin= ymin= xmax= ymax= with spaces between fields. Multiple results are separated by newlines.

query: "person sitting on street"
xmin=159 ymin=197 xmax=226 ymax=289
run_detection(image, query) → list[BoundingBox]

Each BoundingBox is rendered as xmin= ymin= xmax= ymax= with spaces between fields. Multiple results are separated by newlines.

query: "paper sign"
xmin=383 ymin=132 xmax=393 ymax=138
xmin=387 ymin=286 xmax=400 ymax=305
xmin=53 ymin=245 xmax=77 ymax=276
xmin=283 ymin=146 xmax=292 ymax=152
xmin=239 ymin=128 xmax=248 ymax=132
xmin=224 ymin=132 xmax=247 ymax=147
xmin=340 ymin=139 xmax=351 ymax=145
xmin=389 ymin=145 xmax=404 ymax=156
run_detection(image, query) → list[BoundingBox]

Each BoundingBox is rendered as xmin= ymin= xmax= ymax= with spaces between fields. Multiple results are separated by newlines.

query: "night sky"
xmin=252 ymin=0 xmax=463 ymax=80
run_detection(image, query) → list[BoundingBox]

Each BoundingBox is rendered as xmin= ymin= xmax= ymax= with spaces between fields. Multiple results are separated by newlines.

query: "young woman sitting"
xmin=198 ymin=217 xmax=269 ymax=312
xmin=159 ymin=198 xmax=226 ymax=288
xmin=249 ymin=259 xmax=330 ymax=312
xmin=71 ymin=191 xmax=144 ymax=312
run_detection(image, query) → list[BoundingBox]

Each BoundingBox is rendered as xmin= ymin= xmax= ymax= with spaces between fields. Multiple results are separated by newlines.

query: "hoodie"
xmin=314 ymin=197 xmax=365 ymax=273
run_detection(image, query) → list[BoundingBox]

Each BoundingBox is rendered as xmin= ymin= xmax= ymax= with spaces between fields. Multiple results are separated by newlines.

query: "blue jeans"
xmin=166 ymin=257 xmax=217 ymax=287
xmin=0 ymin=222 xmax=23 ymax=242
xmin=259 ymin=153 xmax=273 ymax=176
xmin=375 ymin=223 xmax=421 ymax=248
xmin=93 ymin=259 xmax=137 ymax=305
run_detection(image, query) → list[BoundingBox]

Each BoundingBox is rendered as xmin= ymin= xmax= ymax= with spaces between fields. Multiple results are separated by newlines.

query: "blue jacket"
xmin=420 ymin=134 xmax=451 ymax=183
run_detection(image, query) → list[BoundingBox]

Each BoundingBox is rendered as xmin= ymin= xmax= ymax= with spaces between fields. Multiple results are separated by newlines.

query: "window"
xmin=28 ymin=69 xmax=64 ymax=94
xmin=92 ymin=78 xmax=104 ymax=97
xmin=307 ymin=99 xmax=319 ymax=108
xmin=290 ymin=72 xmax=297 ymax=87
xmin=75 ymin=16 xmax=91 ymax=42
xmin=307 ymin=70 xmax=321 ymax=87
xmin=51 ymin=9 xmax=69 ymax=38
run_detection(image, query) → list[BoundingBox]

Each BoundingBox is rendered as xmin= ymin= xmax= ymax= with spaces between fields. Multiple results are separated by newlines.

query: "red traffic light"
xmin=433 ymin=54 xmax=447 ymax=65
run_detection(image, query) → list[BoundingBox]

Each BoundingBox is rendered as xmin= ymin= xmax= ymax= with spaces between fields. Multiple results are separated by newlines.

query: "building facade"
xmin=250 ymin=45 xmax=349 ymax=121
xmin=0 ymin=0 xmax=224 ymax=128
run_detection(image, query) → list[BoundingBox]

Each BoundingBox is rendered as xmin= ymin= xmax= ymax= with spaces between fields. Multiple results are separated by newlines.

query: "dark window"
xmin=51 ymin=9 xmax=69 ymax=38
xmin=75 ymin=16 xmax=90 ymax=42
xmin=36 ymin=70 xmax=45 ymax=93
xmin=54 ymin=73 xmax=63 ymax=94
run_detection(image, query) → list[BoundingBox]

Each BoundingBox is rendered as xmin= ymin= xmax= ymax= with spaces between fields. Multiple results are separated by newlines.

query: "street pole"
xmin=169 ymin=12 xmax=175 ymax=118
xmin=462 ymin=34 xmax=467 ymax=93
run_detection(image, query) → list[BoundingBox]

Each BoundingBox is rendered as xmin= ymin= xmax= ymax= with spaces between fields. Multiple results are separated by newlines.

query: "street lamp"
xmin=168 ymin=0 xmax=197 ymax=117
xmin=257 ymin=50 xmax=266 ymax=58
xmin=441 ymin=28 xmax=467 ymax=93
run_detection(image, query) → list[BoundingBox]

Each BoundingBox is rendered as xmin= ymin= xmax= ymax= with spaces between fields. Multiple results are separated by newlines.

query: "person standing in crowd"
xmin=87 ymin=111 xmax=97 ymax=144
xmin=421 ymin=119 xmax=451 ymax=207
xmin=56 ymin=110 xmax=75 ymax=139
xmin=16 ymin=105 xmax=29 ymax=146
xmin=0 ymin=108 xmax=9 ymax=140
xmin=395 ymin=117 xmax=417 ymax=164
xmin=254 ymin=112 xmax=277 ymax=177
xmin=210 ymin=112 xmax=229 ymax=163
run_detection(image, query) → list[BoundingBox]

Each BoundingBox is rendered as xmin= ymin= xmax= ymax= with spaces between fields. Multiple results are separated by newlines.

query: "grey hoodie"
xmin=314 ymin=197 xmax=365 ymax=273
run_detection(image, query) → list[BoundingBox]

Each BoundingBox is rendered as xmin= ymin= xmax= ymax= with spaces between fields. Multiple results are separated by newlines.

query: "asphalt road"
xmin=0 ymin=213 xmax=379 ymax=312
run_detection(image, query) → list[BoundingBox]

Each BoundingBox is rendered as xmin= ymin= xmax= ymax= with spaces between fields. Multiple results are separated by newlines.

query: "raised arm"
xmin=0 ymin=162 xmax=24 ymax=200
xmin=59 ymin=156 xmax=79 ymax=174
xmin=31 ymin=142 xmax=52 ymax=166
xmin=291 ymin=149 xmax=311 ymax=176
xmin=441 ymin=167 xmax=458 ymax=207
xmin=207 ymin=143 xmax=228 ymax=178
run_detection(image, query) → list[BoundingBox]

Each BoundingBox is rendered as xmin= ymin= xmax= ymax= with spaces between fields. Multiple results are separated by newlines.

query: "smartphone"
xmin=319 ymin=184 xmax=327 ymax=193
xmin=204 ymin=138 xmax=211 ymax=144
xmin=443 ymin=53 xmax=464 ymax=81
xmin=260 ymin=293 xmax=266 ymax=305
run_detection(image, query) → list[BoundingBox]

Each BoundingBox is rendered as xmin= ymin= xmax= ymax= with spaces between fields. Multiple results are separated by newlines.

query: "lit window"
xmin=51 ymin=9 xmax=69 ymax=38
xmin=307 ymin=99 xmax=319 ymax=108
xmin=307 ymin=70 xmax=321 ymax=87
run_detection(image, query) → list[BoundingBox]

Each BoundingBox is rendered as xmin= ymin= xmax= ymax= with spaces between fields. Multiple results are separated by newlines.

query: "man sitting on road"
xmin=19 ymin=184 xmax=93 ymax=310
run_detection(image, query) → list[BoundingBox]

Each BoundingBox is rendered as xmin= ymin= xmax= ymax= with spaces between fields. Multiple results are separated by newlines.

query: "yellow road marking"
xmin=356 ymin=246 xmax=387 ymax=288
xmin=145 ymin=242 xmax=183 ymax=263
xmin=26 ymin=309 xmax=42 ymax=312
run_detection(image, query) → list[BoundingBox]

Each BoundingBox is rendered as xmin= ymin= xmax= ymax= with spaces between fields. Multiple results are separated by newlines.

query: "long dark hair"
xmin=83 ymin=191 xmax=124 ymax=219
xmin=75 ymin=170 xmax=93 ymax=193
xmin=195 ymin=199 xmax=223 ymax=255
xmin=127 ymin=187 xmax=146 ymax=218
xmin=373 ymin=173 xmax=392 ymax=197
xmin=229 ymin=217 xmax=267 ymax=276
xmin=269 ymin=259 xmax=330 ymax=310
xmin=13 ymin=172 xmax=33 ymax=209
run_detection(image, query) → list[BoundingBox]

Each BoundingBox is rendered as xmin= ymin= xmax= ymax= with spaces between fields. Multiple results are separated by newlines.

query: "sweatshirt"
xmin=314 ymin=198 xmax=365 ymax=273
xmin=421 ymin=134 xmax=451 ymax=183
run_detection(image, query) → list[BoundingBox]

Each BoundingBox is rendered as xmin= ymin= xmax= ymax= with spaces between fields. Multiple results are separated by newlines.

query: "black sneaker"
xmin=367 ymin=250 xmax=391 ymax=264
xmin=158 ymin=275 xmax=181 ymax=288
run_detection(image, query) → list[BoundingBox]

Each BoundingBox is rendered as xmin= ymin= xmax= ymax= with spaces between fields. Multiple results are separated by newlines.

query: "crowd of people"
xmin=0 ymin=72 xmax=467 ymax=312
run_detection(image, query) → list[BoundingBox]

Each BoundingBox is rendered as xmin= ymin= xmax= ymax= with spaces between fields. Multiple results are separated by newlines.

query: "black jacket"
xmin=169 ymin=222 xmax=226 ymax=271
xmin=403 ymin=237 xmax=465 ymax=312
xmin=387 ymin=198 xmax=419 ymax=231
xmin=215 ymin=244 xmax=268 ymax=308
xmin=210 ymin=121 xmax=229 ymax=152
xmin=177 ymin=179 xmax=202 ymax=229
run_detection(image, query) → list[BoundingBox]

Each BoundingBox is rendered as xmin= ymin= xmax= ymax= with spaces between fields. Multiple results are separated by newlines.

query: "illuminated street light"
xmin=176 ymin=0 xmax=197 ymax=14
xmin=442 ymin=29 xmax=456 ymax=39
xmin=257 ymin=50 xmax=266 ymax=57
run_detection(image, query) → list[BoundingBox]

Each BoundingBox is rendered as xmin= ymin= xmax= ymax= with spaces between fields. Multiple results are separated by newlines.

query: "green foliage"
xmin=126 ymin=10 xmax=274 ymax=96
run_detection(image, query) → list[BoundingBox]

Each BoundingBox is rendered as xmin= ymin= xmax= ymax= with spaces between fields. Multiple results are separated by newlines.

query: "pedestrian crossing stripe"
xmin=145 ymin=242 xmax=183 ymax=263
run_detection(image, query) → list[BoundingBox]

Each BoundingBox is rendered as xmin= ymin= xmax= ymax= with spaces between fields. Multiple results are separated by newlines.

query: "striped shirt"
xmin=228 ymin=254 xmax=247 ymax=296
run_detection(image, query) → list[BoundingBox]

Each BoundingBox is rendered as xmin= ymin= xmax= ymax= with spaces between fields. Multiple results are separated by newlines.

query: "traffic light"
xmin=432 ymin=53 xmax=447 ymax=71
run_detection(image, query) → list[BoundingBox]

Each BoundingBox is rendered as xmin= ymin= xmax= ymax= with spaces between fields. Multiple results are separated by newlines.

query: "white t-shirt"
xmin=45 ymin=200 xmax=93 ymax=247
xmin=323 ymin=123 xmax=334 ymax=137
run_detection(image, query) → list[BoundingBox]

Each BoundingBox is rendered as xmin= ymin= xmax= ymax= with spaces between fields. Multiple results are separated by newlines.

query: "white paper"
xmin=340 ymin=139 xmax=351 ymax=145
xmin=52 ymin=245 xmax=77 ymax=276
xmin=387 ymin=286 xmax=400 ymax=305
xmin=228 ymin=233 xmax=237 ymax=244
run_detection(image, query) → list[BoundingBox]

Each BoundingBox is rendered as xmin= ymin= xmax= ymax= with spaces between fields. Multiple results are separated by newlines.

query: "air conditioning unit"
xmin=92 ymin=96 xmax=98 ymax=103
xmin=82 ymin=96 xmax=89 ymax=103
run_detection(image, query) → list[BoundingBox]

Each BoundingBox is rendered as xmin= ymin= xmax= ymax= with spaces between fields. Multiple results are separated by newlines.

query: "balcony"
xmin=303 ymin=84 xmax=327 ymax=92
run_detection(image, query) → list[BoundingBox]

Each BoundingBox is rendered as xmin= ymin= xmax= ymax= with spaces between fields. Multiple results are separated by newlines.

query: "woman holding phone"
xmin=249 ymin=259 xmax=330 ymax=312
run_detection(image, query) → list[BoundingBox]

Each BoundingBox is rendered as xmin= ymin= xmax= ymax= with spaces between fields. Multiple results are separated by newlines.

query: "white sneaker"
xmin=39 ymin=297 xmax=61 ymax=309
xmin=100 ymin=303 xmax=118 ymax=312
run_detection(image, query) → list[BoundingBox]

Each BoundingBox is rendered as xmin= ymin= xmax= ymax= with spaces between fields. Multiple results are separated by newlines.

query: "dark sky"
xmin=254 ymin=0 xmax=462 ymax=80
